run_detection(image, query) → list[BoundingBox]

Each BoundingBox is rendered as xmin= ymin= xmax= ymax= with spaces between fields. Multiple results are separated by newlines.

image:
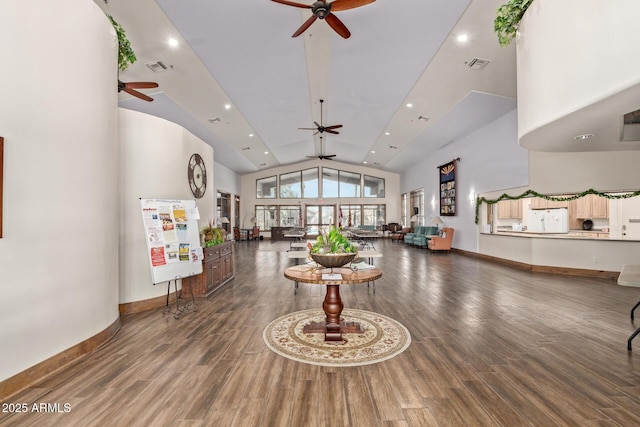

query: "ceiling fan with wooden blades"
xmin=271 ymin=0 xmax=376 ymax=39
xmin=306 ymin=136 xmax=337 ymax=160
xmin=117 ymin=80 xmax=159 ymax=102
xmin=299 ymin=99 xmax=342 ymax=135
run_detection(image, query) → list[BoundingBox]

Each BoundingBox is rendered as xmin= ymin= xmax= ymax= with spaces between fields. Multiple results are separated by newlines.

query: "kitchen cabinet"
xmin=530 ymin=196 xmax=568 ymax=209
xmin=576 ymin=194 xmax=608 ymax=219
xmin=182 ymin=241 xmax=234 ymax=298
xmin=497 ymin=199 xmax=523 ymax=219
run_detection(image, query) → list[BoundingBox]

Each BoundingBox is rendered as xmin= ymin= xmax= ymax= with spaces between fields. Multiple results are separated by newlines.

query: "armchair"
xmin=413 ymin=226 xmax=438 ymax=248
xmin=391 ymin=227 xmax=411 ymax=243
xmin=428 ymin=228 xmax=454 ymax=252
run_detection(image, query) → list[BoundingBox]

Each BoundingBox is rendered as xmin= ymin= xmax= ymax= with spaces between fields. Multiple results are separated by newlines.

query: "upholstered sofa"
xmin=413 ymin=226 xmax=439 ymax=248
xmin=403 ymin=226 xmax=422 ymax=245
xmin=428 ymin=227 xmax=454 ymax=252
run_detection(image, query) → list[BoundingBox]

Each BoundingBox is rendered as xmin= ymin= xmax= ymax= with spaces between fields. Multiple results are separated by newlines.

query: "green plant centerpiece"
xmin=308 ymin=226 xmax=358 ymax=269
xmin=200 ymin=223 xmax=225 ymax=248
xmin=494 ymin=0 xmax=533 ymax=46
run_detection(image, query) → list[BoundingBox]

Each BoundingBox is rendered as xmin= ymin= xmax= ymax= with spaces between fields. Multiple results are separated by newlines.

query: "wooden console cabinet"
xmin=182 ymin=241 xmax=234 ymax=298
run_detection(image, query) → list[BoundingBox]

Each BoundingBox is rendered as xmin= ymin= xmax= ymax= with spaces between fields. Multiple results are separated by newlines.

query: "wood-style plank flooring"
xmin=3 ymin=239 xmax=640 ymax=426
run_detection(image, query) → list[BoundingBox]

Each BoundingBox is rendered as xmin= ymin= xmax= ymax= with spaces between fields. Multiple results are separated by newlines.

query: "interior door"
xmin=621 ymin=197 xmax=640 ymax=239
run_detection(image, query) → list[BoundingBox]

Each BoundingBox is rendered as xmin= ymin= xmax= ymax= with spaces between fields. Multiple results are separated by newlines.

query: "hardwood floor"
xmin=3 ymin=239 xmax=640 ymax=426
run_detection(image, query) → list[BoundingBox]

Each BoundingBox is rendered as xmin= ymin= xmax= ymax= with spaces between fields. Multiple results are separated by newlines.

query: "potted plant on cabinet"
xmin=200 ymin=222 xmax=225 ymax=247
xmin=494 ymin=0 xmax=534 ymax=46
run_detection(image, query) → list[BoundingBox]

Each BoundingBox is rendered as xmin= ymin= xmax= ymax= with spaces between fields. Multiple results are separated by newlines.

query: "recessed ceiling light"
xmin=457 ymin=34 xmax=468 ymax=42
xmin=363 ymin=161 xmax=367 ymax=164
xmin=574 ymin=133 xmax=594 ymax=140
xmin=406 ymin=103 xmax=413 ymax=108
xmin=385 ymin=132 xmax=390 ymax=136
xmin=249 ymin=133 xmax=254 ymax=137
xmin=264 ymin=151 xmax=269 ymax=155
xmin=371 ymin=150 xmax=376 ymax=154
xmin=224 ymin=104 xmax=231 ymax=110
xmin=168 ymin=38 xmax=179 ymax=47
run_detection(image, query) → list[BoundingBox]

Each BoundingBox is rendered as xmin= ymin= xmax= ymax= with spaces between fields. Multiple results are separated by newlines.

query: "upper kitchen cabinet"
xmin=497 ymin=199 xmax=523 ymax=219
xmin=576 ymin=194 xmax=608 ymax=219
xmin=530 ymin=196 xmax=568 ymax=210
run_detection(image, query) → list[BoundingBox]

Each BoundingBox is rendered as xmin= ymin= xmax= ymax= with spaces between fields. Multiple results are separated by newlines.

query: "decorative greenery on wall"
xmin=494 ymin=0 xmax=534 ymax=46
xmin=108 ymin=15 xmax=137 ymax=71
xmin=475 ymin=188 xmax=640 ymax=224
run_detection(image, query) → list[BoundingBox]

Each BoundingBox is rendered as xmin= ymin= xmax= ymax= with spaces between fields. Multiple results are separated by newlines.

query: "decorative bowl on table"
xmin=309 ymin=252 xmax=358 ymax=269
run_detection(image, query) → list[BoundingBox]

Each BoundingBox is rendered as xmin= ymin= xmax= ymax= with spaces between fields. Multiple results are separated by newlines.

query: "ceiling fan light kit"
xmin=271 ymin=0 xmax=376 ymax=39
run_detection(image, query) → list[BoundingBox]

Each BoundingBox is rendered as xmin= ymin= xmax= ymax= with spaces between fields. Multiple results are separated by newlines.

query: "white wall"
xmin=529 ymin=151 xmax=640 ymax=194
xmin=517 ymin=0 xmax=640 ymax=151
xmin=214 ymin=161 xmax=241 ymax=229
xmin=0 ymin=0 xmax=119 ymax=382
xmin=119 ymin=109 xmax=214 ymax=303
xmin=240 ymin=159 xmax=401 ymax=232
xmin=401 ymin=110 xmax=528 ymax=252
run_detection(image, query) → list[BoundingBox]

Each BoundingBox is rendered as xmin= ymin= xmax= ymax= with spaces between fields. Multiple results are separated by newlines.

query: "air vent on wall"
xmin=465 ymin=58 xmax=490 ymax=70
xmin=145 ymin=61 xmax=168 ymax=73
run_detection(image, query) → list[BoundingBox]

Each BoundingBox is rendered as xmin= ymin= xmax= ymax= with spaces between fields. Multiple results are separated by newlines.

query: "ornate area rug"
xmin=263 ymin=308 xmax=411 ymax=367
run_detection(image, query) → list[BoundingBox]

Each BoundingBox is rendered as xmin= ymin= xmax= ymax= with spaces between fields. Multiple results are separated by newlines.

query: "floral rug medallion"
xmin=263 ymin=308 xmax=411 ymax=367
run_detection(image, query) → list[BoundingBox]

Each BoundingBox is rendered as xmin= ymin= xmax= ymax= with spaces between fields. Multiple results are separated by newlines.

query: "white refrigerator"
xmin=527 ymin=208 xmax=569 ymax=233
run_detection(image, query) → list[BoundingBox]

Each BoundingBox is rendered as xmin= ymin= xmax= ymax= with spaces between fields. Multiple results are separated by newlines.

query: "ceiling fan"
xmin=306 ymin=136 xmax=336 ymax=160
xmin=271 ymin=0 xmax=376 ymax=39
xmin=299 ymin=99 xmax=342 ymax=135
xmin=117 ymin=80 xmax=159 ymax=102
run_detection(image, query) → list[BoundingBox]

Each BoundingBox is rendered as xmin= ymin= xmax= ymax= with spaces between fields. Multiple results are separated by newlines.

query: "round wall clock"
xmin=187 ymin=153 xmax=207 ymax=198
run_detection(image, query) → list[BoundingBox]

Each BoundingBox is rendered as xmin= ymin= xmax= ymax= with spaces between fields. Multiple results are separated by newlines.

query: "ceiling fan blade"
xmin=298 ymin=127 xmax=317 ymax=130
xmin=324 ymin=124 xmax=343 ymax=130
xmin=305 ymin=155 xmax=318 ymax=158
xmin=124 ymin=87 xmax=154 ymax=102
xmin=325 ymin=13 xmax=351 ymax=39
xmin=125 ymin=82 xmax=158 ymax=89
xmin=292 ymin=15 xmax=317 ymax=37
xmin=271 ymin=0 xmax=311 ymax=9
xmin=330 ymin=0 xmax=375 ymax=12
xmin=325 ymin=129 xmax=340 ymax=135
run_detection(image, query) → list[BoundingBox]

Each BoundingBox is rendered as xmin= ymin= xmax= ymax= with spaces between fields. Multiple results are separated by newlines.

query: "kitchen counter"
xmin=490 ymin=230 xmax=612 ymax=240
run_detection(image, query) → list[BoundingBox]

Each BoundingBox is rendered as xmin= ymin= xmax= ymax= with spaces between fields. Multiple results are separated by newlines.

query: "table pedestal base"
xmin=303 ymin=320 xmax=364 ymax=343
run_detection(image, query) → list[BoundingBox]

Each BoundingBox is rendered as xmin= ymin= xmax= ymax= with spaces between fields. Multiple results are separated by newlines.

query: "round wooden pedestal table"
xmin=284 ymin=266 xmax=382 ymax=344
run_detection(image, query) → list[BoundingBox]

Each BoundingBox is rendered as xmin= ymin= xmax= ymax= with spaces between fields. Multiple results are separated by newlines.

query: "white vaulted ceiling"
xmin=97 ymin=0 xmax=517 ymax=174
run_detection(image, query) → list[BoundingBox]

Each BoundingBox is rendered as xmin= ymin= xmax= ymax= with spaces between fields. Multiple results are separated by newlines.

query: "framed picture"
xmin=438 ymin=159 xmax=457 ymax=216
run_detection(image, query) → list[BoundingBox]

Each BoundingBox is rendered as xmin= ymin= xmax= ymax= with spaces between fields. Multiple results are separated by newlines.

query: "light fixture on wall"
xmin=469 ymin=191 xmax=475 ymax=203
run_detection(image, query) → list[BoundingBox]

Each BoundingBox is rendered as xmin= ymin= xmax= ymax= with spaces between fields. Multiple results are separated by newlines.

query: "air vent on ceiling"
xmin=145 ymin=61 xmax=168 ymax=73
xmin=465 ymin=58 xmax=490 ymax=70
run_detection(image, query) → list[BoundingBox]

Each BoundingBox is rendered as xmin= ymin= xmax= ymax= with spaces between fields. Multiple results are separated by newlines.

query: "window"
xmin=217 ymin=191 xmax=231 ymax=232
xmin=302 ymin=168 xmax=319 ymax=198
xmin=339 ymin=170 xmax=361 ymax=197
xmin=279 ymin=171 xmax=301 ymax=198
xmin=322 ymin=168 xmax=339 ymax=198
xmin=279 ymin=205 xmax=302 ymax=227
xmin=255 ymin=205 xmax=277 ymax=231
xmin=363 ymin=205 xmax=386 ymax=228
xmin=410 ymin=189 xmax=424 ymax=226
xmin=340 ymin=204 xmax=361 ymax=227
xmin=401 ymin=193 xmax=408 ymax=227
xmin=364 ymin=175 xmax=385 ymax=198
xmin=306 ymin=205 xmax=335 ymax=235
xmin=256 ymin=176 xmax=277 ymax=199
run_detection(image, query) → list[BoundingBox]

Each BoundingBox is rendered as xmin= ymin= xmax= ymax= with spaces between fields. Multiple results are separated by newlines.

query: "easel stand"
xmin=163 ymin=277 xmax=197 ymax=319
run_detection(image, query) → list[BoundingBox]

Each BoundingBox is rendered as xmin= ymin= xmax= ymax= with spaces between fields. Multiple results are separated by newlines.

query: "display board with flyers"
xmin=140 ymin=198 xmax=203 ymax=285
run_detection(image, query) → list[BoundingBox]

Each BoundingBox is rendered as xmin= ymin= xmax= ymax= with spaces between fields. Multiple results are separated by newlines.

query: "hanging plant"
xmin=494 ymin=0 xmax=534 ymax=46
xmin=475 ymin=189 xmax=640 ymax=224
xmin=108 ymin=15 xmax=137 ymax=71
